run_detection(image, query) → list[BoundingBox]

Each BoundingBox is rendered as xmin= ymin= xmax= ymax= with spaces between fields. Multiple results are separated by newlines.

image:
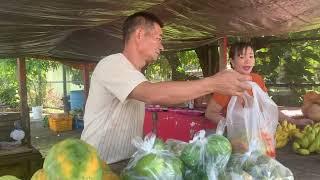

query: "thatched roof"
xmin=1 ymin=0 xmax=319 ymax=62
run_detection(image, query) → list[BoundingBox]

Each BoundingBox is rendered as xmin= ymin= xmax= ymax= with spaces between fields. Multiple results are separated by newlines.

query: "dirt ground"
xmin=31 ymin=120 xmax=320 ymax=179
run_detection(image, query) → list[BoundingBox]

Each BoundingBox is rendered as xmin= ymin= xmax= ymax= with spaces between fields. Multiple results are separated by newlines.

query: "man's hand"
xmin=209 ymin=70 xmax=252 ymax=96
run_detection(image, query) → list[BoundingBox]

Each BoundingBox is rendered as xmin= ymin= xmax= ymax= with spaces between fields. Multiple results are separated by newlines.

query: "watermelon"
xmin=0 ymin=175 xmax=20 ymax=180
xmin=31 ymin=169 xmax=48 ymax=180
xmin=184 ymin=168 xmax=208 ymax=180
xmin=43 ymin=138 xmax=103 ymax=180
xmin=206 ymin=134 xmax=232 ymax=171
xmin=180 ymin=143 xmax=202 ymax=170
xmin=122 ymin=153 xmax=184 ymax=180
xmin=153 ymin=138 xmax=166 ymax=150
xmin=180 ymin=134 xmax=232 ymax=172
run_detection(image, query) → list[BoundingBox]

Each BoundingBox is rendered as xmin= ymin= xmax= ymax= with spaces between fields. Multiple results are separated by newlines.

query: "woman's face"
xmin=231 ymin=46 xmax=255 ymax=75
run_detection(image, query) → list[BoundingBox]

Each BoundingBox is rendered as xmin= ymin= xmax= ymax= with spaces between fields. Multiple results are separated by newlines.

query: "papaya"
xmin=43 ymin=138 xmax=103 ymax=180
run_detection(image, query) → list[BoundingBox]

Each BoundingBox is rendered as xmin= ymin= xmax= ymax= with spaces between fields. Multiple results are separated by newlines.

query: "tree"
xmin=26 ymin=58 xmax=59 ymax=107
xmin=254 ymin=29 xmax=320 ymax=105
xmin=0 ymin=58 xmax=59 ymax=109
xmin=0 ymin=59 xmax=19 ymax=108
xmin=145 ymin=50 xmax=202 ymax=81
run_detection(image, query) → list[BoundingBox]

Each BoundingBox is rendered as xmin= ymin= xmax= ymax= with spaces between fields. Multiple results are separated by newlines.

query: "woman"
xmin=205 ymin=42 xmax=313 ymax=126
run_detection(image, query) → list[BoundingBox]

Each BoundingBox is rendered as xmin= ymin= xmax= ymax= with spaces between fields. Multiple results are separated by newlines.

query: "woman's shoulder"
xmin=250 ymin=73 xmax=265 ymax=82
xmin=250 ymin=72 xmax=264 ymax=79
xmin=250 ymin=73 xmax=268 ymax=91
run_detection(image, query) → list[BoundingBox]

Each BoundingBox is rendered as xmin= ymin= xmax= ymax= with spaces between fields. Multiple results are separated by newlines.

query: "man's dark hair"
xmin=229 ymin=42 xmax=254 ymax=60
xmin=122 ymin=11 xmax=163 ymax=43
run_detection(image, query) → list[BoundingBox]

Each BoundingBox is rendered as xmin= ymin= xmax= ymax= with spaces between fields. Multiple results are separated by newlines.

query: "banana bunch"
xmin=275 ymin=120 xmax=300 ymax=149
xmin=292 ymin=123 xmax=320 ymax=155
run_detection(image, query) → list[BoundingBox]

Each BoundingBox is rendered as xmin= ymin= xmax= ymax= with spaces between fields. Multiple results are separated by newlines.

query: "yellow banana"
xmin=282 ymin=120 xmax=288 ymax=127
xmin=297 ymin=148 xmax=310 ymax=155
xmin=276 ymin=138 xmax=288 ymax=149
xmin=293 ymin=132 xmax=304 ymax=139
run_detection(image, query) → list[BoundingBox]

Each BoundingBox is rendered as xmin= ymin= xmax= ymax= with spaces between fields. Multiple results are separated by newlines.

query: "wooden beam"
xmin=253 ymin=36 xmax=320 ymax=49
xmin=17 ymin=57 xmax=31 ymax=147
xmin=219 ymin=37 xmax=228 ymax=71
xmin=268 ymin=36 xmax=320 ymax=43
xmin=82 ymin=64 xmax=90 ymax=109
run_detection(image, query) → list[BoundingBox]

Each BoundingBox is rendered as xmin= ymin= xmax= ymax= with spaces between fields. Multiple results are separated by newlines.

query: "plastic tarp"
xmin=0 ymin=0 xmax=320 ymax=62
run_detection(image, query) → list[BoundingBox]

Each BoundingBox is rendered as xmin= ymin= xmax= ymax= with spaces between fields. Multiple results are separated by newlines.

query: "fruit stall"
xmin=0 ymin=0 xmax=320 ymax=179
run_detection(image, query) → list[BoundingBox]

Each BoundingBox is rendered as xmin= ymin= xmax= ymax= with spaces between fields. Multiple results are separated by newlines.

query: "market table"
xmin=110 ymin=107 xmax=320 ymax=179
xmin=109 ymin=143 xmax=320 ymax=179
xmin=277 ymin=143 xmax=320 ymax=180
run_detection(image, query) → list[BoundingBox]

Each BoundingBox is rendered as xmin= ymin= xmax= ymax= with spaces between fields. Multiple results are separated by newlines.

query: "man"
xmin=81 ymin=11 xmax=251 ymax=164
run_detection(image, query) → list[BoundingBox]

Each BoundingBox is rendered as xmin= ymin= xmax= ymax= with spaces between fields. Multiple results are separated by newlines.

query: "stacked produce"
xmin=121 ymin=134 xmax=184 ymax=180
xmin=179 ymin=130 xmax=232 ymax=180
xmin=30 ymin=138 xmax=119 ymax=180
xmin=292 ymin=123 xmax=320 ymax=155
xmin=275 ymin=120 xmax=300 ymax=149
xmin=223 ymin=151 xmax=293 ymax=180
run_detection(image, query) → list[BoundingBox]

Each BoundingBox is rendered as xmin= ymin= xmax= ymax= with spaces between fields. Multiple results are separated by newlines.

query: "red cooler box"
xmin=143 ymin=108 xmax=217 ymax=142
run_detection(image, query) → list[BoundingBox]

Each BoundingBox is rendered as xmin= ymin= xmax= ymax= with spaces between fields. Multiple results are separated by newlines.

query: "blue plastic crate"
xmin=73 ymin=117 xmax=84 ymax=129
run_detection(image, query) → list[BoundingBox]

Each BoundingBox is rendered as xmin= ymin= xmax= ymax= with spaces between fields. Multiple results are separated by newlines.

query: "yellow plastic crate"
xmin=49 ymin=113 xmax=73 ymax=132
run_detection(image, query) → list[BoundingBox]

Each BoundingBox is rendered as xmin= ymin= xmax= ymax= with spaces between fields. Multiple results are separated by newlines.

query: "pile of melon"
xmin=31 ymin=138 xmax=119 ymax=180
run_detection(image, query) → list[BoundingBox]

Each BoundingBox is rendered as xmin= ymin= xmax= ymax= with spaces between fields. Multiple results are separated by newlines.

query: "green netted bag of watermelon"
xmin=121 ymin=133 xmax=184 ymax=180
xmin=178 ymin=128 xmax=232 ymax=180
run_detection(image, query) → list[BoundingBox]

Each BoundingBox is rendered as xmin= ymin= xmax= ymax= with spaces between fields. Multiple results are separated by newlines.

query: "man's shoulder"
xmin=99 ymin=53 xmax=124 ymax=64
xmin=95 ymin=53 xmax=127 ymax=69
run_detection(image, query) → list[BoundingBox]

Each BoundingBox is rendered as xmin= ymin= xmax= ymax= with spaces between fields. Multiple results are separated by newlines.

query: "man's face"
xmin=139 ymin=23 xmax=164 ymax=64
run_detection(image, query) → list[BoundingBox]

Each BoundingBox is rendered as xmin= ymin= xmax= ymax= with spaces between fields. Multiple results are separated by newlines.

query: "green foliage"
xmin=145 ymin=50 xmax=201 ymax=81
xmin=177 ymin=50 xmax=202 ymax=77
xmin=145 ymin=55 xmax=171 ymax=81
xmin=254 ymin=30 xmax=320 ymax=106
xmin=0 ymin=59 xmax=19 ymax=108
xmin=68 ymin=67 xmax=84 ymax=87
xmin=254 ymin=45 xmax=282 ymax=84
xmin=0 ymin=58 xmax=58 ymax=108
xmin=26 ymin=58 xmax=59 ymax=106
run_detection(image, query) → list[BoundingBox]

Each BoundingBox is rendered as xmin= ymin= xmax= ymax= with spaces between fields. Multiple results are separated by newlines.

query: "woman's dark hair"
xmin=122 ymin=11 xmax=163 ymax=43
xmin=229 ymin=42 xmax=254 ymax=60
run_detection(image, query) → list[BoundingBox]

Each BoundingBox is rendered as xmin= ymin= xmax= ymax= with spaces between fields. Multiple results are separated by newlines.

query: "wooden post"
xmin=219 ymin=37 xmax=228 ymax=71
xmin=62 ymin=65 xmax=68 ymax=113
xmin=207 ymin=45 xmax=212 ymax=76
xmin=17 ymin=57 xmax=31 ymax=147
xmin=82 ymin=64 xmax=90 ymax=109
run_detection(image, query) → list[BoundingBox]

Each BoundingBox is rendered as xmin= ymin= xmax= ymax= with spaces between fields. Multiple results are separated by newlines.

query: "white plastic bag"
xmin=180 ymin=129 xmax=232 ymax=180
xmin=225 ymin=151 xmax=293 ymax=180
xmin=121 ymin=133 xmax=184 ymax=180
xmin=226 ymin=81 xmax=278 ymax=157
